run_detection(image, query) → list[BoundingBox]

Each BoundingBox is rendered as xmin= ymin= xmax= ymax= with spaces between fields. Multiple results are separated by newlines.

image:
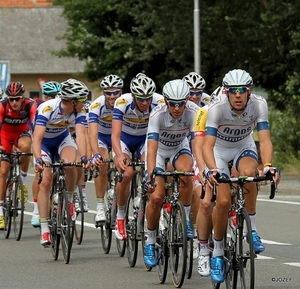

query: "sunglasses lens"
xmin=228 ymin=87 xmax=247 ymax=94
xmin=8 ymin=97 xmax=21 ymax=102
xmin=134 ymin=94 xmax=153 ymax=102
xmin=104 ymin=90 xmax=120 ymax=96
xmin=168 ymin=101 xmax=185 ymax=107
xmin=190 ymin=91 xmax=202 ymax=96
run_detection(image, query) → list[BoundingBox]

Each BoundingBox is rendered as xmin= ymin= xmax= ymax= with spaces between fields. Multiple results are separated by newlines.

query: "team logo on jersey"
xmin=91 ymin=102 xmax=101 ymax=110
xmin=116 ymin=98 xmax=128 ymax=106
xmin=42 ymin=106 xmax=52 ymax=113
xmin=203 ymin=97 xmax=210 ymax=102
xmin=157 ymin=99 xmax=165 ymax=104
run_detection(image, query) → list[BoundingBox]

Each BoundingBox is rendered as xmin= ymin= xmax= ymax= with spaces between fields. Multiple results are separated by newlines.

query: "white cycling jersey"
xmin=35 ymin=98 xmax=86 ymax=139
xmin=198 ymin=92 xmax=211 ymax=107
xmin=206 ymin=88 xmax=269 ymax=148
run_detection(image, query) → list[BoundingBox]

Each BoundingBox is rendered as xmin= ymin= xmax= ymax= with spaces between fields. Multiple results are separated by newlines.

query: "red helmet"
xmin=5 ymin=81 xmax=25 ymax=96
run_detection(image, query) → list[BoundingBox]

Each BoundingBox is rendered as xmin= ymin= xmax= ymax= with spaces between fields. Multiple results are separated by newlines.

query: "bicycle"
xmin=150 ymin=169 xmax=194 ymax=288
xmin=40 ymin=160 xmax=83 ymax=264
xmin=208 ymin=173 xmax=277 ymax=289
xmin=125 ymin=160 xmax=145 ymax=267
xmin=98 ymin=159 xmax=126 ymax=257
xmin=1 ymin=150 xmax=32 ymax=241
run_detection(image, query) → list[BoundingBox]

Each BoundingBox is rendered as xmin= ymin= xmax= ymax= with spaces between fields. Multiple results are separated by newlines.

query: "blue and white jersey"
xmin=205 ymin=88 xmax=269 ymax=148
xmin=35 ymin=98 xmax=87 ymax=139
xmin=147 ymin=100 xmax=199 ymax=149
xmin=198 ymin=92 xmax=211 ymax=107
xmin=113 ymin=92 xmax=164 ymax=138
xmin=88 ymin=95 xmax=113 ymax=135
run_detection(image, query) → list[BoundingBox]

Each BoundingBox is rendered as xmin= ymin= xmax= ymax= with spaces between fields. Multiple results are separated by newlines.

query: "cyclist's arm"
xmin=32 ymin=124 xmax=46 ymax=159
xmin=146 ymin=139 xmax=158 ymax=182
xmin=111 ymin=118 xmax=123 ymax=160
xmin=257 ymin=129 xmax=273 ymax=166
xmin=89 ymin=122 xmax=99 ymax=155
xmin=203 ymin=134 xmax=217 ymax=171
xmin=75 ymin=123 xmax=87 ymax=158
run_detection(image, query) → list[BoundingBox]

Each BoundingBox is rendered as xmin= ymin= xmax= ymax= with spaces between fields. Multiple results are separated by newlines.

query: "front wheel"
xmin=169 ymin=200 xmax=187 ymax=288
xmin=236 ymin=208 xmax=255 ymax=289
xmin=13 ymin=177 xmax=24 ymax=241
xmin=74 ymin=185 xmax=84 ymax=245
xmin=3 ymin=179 xmax=13 ymax=239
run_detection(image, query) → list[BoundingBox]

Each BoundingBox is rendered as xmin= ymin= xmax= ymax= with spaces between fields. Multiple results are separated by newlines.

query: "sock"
xmin=40 ymin=217 xmax=49 ymax=234
xmin=249 ymin=213 xmax=257 ymax=232
xmin=199 ymin=239 xmax=210 ymax=256
xmin=0 ymin=201 xmax=3 ymax=215
xmin=96 ymin=197 xmax=104 ymax=210
xmin=68 ymin=191 xmax=74 ymax=203
xmin=21 ymin=170 xmax=27 ymax=185
xmin=184 ymin=205 xmax=191 ymax=222
xmin=117 ymin=204 xmax=125 ymax=219
xmin=213 ymin=238 xmax=224 ymax=256
xmin=33 ymin=198 xmax=39 ymax=214
xmin=146 ymin=228 xmax=156 ymax=245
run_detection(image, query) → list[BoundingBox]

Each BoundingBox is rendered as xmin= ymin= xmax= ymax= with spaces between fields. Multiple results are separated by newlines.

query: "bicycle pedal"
xmin=95 ymin=221 xmax=105 ymax=228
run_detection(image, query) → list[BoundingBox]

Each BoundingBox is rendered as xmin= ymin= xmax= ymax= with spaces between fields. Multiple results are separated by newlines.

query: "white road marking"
xmin=284 ymin=262 xmax=300 ymax=267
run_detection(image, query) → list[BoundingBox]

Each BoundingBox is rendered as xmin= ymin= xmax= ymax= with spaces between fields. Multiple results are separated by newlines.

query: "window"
xmin=29 ymin=91 xmax=41 ymax=99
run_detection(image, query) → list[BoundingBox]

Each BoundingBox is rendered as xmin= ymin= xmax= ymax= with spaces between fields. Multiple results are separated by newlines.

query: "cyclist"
xmin=143 ymin=79 xmax=200 ymax=267
xmin=202 ymin=69 xmax=281 ymax=283
xmin=89 ymin=74 xmax=123 ymax=225
xmin=31 ymin=81 xmax=62 ymax=227
xmin=0 ymin=82 xmax=37 ymax=229
xmin=182 ymin=72 xmax=210 ymax=107
xmin=33 ymin=78 xmax=90 ymax=246
xmin=182 ymin=71 xmax=211 ymax=262
xmin=111 ymin=73 xmax=163 ymax=240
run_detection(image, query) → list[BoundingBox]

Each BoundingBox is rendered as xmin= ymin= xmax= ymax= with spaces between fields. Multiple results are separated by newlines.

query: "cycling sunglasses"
xmin=134 ymin=94 xmax=153 ymax=102
xmin=104 ymin=90 xmax=121 ymax=96
xmin=8 ymin=96 xmax=23 ymax=102
xmin=167 ymin=100 xmax=186 ymax=107
xmin=190 ymin=91 xmax=203 ymax=96
xmin=227 ymin=87 xmax=248 ymax=94
xmin=77 ymin=97 xmax=88 ymax=103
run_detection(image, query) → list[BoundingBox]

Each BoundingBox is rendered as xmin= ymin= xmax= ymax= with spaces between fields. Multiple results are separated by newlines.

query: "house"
xmin=0 ymin=0 xmax=100 ymax=100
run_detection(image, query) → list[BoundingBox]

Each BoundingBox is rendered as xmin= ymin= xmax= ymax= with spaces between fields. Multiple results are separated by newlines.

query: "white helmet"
xmin=182 ymin=72 xmax=206 ymax=89
xmin=100 ymin=74 xmax=123 ymax=89
xmin=222 ymin=69 xmax=253 ymax=88
xmin=130 ymin=74 xmax=156 ymax=95
xmin=163 ymin=79 xmax=190 ymax=101
xmin=58 ymin=78 xmax=89 ymax=99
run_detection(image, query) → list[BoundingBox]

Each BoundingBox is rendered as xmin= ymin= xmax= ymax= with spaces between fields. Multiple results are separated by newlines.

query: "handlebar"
xmin=150 ymin=169 xmax=194 ymax=187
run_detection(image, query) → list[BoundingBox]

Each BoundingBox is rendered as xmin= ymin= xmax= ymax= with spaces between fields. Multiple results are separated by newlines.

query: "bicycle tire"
xmin=169 ymin=199 xmax=187 ymax=288
xmin=116 ymin=199 xmax=127 ymax=257
xmin=237 ymin=208 xmax=255 ymax=289
xmin=157 ymin=220 xmax=169 ymax=284
xmin=3 ymin=178 xmax=13 ymax=239
xmin=13 ymin=176 xmax=24 ymax=241
xmin=60 ymin=186 xmax=74 ymax=264
xmin=208 ymin=232 xmax=221 ymax=289
xmin=74 ymin=185 xmax=84 ymax=245
xmin=126 ymin=192 xmax=138 ymax=267
xmin=186 ymin=238 xmax=193 ymax=279
xmin=49 ymin=173 xmax=60 ymax=260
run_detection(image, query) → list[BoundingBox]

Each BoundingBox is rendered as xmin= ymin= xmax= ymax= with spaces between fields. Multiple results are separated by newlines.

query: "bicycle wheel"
xmin=74 ymin=185 xmax=84 ymax=245
xmin=3 ymin=179 xmax=13 ymax=239
xmin=236 ymin=207 xmax=255 ymax=289
xmin=12 ymin=177 xmax=24 ymax=241
xmin=116 ymin=200 xmax=127 ymax=257
xmin=49 ymin=203 xmax=60 ymax=260
xmin=208 ymin=232 xmax=221 ymax=289
xmin=157 ymin=222 xmax=169 ymax=284
xmin=169 ymin=200 xmax=187 ymax=288
xmin=60 ymin=188 xmax=74 ymax=264
xmin=186 ymin=238 xmax=193 ymax=279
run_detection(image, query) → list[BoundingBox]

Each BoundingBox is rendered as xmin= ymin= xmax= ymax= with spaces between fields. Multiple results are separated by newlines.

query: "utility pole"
xmin=194 ymin=0 xmax=200 ymax=74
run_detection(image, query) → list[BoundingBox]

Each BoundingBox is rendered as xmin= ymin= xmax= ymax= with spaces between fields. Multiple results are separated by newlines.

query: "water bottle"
xmin=163 ymin=202 xmax=171 ymax=229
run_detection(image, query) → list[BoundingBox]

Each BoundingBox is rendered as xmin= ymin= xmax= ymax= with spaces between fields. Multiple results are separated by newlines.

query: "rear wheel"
xmin=169 ymin=200 xmax=187 ymax=288
xmin=49 ymin=203 xmax=60 ymax=261
xmin=157 ymin=222 xmax=169 ymax=284
xmin=3 ymin=179 xmax=13 ymax=239
xmin=74 ymin=185 xmax=84 ymax=245
xmin=185 ymin=238 xmax=193 ymax=279
xmin=13 ymin=177 xmax=24 ymax=241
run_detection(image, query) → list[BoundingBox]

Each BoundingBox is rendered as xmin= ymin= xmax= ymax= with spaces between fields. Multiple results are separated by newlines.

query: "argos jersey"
xmin=205 ymin=88 xmax=269 ymax=147
xmin=35 ymin=98 xmax=86 ymax=139
xmin=147 ymin=100 xmax=200 ymax=149
xmin=198 ymin=92 xmax=211 ymax=107
xmin=113 ymin=93 xmax=164 ymax=137
xmin=89 ymin=95 xmax=113 ymax=135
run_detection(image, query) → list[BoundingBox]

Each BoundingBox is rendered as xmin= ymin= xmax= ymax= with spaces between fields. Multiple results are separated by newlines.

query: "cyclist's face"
xmin=188 ymin=89 xmax=202 ymax=104
xmin=104 ymin=88 xmax=122 ymax=109
xmin=133 ymin=94 xmax=153 ymax=112
xmin=227 ymin=87 xmax=250 ymax=112
xmin=166 ymin=99 xmax=186 ymax=119
xmin=8 ymin=96 xmax=24 ymax=111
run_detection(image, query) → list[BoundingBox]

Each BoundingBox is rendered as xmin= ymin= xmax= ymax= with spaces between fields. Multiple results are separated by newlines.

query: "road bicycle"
xmin=98 ymin=159 xmax=126 ymax=256
xmin=1 ymin=150 xmax=32 ymax=241
xmin=150 ymin=169 xmax=194 ymax=288
xmin=41 ymin=160 xmax=83 ymax=264
xmin=208 ymin=174 xmax=277 ymax=289
xmin=125 ymin=160 xmax=146 ymax=267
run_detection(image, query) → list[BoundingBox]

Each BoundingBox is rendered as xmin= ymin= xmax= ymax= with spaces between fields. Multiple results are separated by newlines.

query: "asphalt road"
xmin=0 ymin=173 xmax=299 ymax=289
